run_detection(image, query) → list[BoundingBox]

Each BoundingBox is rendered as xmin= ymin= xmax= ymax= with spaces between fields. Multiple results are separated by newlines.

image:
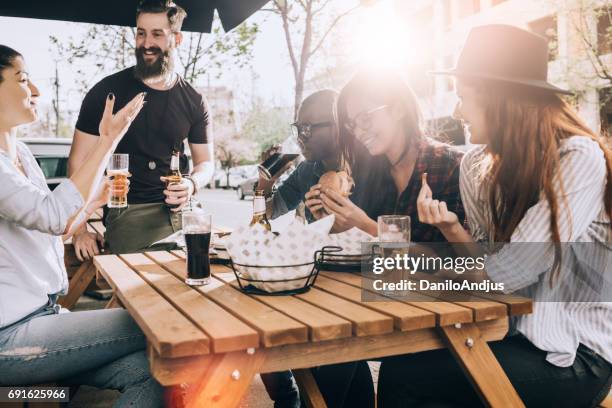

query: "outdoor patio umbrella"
xmin=0 ymin=0 xmax=269 ymax=32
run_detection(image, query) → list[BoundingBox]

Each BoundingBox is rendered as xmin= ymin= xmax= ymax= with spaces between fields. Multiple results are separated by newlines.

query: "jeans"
xmin=378 ymin=334 xmax=612 ymax=408
xmin=0 ymin=299 xmax=164 ymax=407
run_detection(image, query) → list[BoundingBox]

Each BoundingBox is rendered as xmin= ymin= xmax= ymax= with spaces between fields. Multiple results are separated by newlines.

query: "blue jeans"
xmin=0 ymin=298 xmax=164 ymax=407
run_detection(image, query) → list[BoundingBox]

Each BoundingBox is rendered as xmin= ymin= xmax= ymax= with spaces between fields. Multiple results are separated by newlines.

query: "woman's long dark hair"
xmin=336 ymin=69 xmax=425 ymax=216
xmin=0 ymin=45 xmax=22 ymax=83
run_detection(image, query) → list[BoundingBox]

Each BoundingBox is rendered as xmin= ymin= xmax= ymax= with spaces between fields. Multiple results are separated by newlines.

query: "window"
xmin=528 ymin=15 xmax=558 ymax=61
xmin=35 ymin=157 xmax=68 ymax=179
xmin=597 ymin=7 xmax=612 ymax=55
xmin=600 ymin=88 xmax=612 ymax=137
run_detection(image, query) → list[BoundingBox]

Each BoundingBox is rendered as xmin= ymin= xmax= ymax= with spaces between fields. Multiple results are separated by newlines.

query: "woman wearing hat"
xmin=378 ymin=25 xmax=612 ymax=407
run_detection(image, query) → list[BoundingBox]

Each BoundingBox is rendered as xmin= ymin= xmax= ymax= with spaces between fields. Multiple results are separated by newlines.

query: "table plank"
xmin=313 ymin=275 xmax=436 ymax=331
xmin=321 ymin=272 xmax=472 ymax=326
xmin=214 ymin=271 xmax=352 ymax=342
xmin=295 ymin=287 xmax=394 ymax=337
xmin=167 ymin=252 xmax=308 ymax=348
xmin=411 ymin=271 xmax=533 ymax=316
xmin=94 ymin=254 xmax=209 ymax=358
xmin=150 ymin=318 xmax=509 ymax=386
xmin=120 ymin=251 xmax=260 ymax=354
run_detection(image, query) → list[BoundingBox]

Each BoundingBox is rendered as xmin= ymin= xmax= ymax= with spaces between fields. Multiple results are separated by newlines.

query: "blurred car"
xmin=212 ymin=165 xmax=258 ymax=190
xmin=22 ymin=137 xmax=71 ymax=190
xmin=237 ymin=171 xmax=290 ymax=200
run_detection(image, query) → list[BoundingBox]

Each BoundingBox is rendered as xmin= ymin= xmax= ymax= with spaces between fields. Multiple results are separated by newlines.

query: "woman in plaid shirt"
xmin=306 ymin=68 xmax=465 ymax=242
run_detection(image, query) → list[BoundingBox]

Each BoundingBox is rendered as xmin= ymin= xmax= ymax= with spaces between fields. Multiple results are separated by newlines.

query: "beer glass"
xmin=182 ymin=210 xmax=212 ymax=286
xmin=378 ymin=215 xmax=411 ymax=243
xmin=377 ymin=216 xmax=411 ymax=272
xmin=107 ymin=154 xmax=129 ymax=208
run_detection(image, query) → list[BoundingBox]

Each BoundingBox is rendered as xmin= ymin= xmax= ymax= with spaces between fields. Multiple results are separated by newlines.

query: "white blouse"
xmin=0 ymin=141 xmax=83 ymax=328
xmin=460 ymin=136 xmax=612 ymax=367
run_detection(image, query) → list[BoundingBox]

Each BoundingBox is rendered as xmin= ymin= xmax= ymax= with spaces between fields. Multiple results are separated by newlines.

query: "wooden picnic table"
xmin=93 ymin=249 xmax=533 ymax=408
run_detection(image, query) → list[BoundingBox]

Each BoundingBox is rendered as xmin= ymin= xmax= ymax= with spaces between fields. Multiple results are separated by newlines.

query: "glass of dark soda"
xmin=182 ymin=210 xmax=212 ymax=286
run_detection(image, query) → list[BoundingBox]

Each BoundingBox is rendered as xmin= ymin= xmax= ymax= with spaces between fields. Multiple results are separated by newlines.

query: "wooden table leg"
xmin=105 ymin=294 xmax=123 ymax=309
xmin=58 ymin=261 xmax=96 ymax=309
xmin=439 ymin=323 xmax=524 ymax=408
xmin=176 ymin=349 xmax=265 ymax=408
xmin=294 ymin=368 xmax=328 ymax=408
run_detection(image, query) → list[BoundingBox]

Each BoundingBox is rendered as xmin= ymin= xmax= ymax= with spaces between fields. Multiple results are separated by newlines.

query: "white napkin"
xmin=225 ymin=216 xmax=335 ymax=292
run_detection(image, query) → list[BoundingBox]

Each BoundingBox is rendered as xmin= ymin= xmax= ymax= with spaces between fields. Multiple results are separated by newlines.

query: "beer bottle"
xmin=166 ymin=151 xmax=182 ymax=209
xmin=250 ymin=189 xmax=272 ymax=231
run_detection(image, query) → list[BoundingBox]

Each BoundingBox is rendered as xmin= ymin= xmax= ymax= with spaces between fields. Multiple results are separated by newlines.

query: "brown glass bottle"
xmin=166 ymin=151 xmax=182 ymax=209
xmin=249 ymin=190 xmax=272 ymax=231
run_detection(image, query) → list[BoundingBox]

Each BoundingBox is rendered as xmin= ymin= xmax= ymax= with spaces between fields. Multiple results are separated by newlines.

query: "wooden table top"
xmin=94 ymin=250 xmax=532 ymax=359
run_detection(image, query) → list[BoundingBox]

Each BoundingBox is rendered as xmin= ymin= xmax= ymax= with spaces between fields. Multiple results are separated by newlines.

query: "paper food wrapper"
xmin=225 ymin=215 xmax=377 ymax=293
xmin=225 ymin=215 xmax=334 ymax=292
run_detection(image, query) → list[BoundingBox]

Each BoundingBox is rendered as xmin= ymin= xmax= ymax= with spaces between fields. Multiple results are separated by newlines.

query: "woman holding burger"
xmin=307 ymin=68 xmax=465 ymax=241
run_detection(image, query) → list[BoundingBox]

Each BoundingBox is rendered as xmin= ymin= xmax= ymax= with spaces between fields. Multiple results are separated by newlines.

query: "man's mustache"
xmin=137 ymin=47 xmax=162 ymax=54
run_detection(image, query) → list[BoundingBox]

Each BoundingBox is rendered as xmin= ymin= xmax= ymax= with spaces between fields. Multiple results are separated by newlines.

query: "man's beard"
xmin=134 ymin=46 xmax=175 ymax=82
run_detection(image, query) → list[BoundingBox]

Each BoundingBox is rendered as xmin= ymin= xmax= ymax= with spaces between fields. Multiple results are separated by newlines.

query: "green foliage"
xmin=241 ymin=100 xmax=292 ymax=153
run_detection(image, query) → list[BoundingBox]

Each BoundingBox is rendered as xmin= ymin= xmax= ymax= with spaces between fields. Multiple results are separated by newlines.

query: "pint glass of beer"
xmin=107 ymin=154 xmax=129 ymax=208
xmin=182 ymin=210 xmax=212 ymax=286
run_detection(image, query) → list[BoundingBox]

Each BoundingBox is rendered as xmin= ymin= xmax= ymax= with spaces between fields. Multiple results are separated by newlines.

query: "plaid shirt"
xmin=379 ymin=138 xmax=465 ymax=242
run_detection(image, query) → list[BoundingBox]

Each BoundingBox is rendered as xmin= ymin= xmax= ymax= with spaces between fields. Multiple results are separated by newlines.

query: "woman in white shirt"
xmin=377 ymin=25 xmax=611 ymax=407
xmin=0 ymin=45 xmax=163 ymax=407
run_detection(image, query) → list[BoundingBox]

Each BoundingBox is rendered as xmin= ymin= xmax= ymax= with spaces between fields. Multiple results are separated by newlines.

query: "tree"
xmin=266 ymin=0 xmax=362 ymax=118
xmin=215 ymin=132 xmax=258 ymax=186
xmin=48 ymin=17 xmax=259 ymax=120
xmin=241 ymin=99 xmax=293 ymax=152
xmin=548 ymin=0 xmax=612 ymax=129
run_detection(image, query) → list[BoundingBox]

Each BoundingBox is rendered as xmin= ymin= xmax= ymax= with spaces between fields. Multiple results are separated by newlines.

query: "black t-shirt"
xmin=76 ymin=67 xmax=210 ymax=204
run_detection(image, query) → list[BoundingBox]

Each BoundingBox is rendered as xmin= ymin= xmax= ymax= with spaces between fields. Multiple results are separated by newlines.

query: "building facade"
xmin=396 ymin=0 xmax=612 ymax=141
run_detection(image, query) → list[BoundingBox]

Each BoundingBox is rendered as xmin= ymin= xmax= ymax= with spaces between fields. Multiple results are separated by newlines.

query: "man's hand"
xmin=73 ymin=231 xmax=105 ymax=261
xmin=320 ymin=187 xmax=375 ymax=234
xmin=417 ymin=172 xmax=460 ymax=233
xmin=161 ymin=177 xmax=193 ymax=212
xmin=304 ymin=184 xmax=327 ymax=220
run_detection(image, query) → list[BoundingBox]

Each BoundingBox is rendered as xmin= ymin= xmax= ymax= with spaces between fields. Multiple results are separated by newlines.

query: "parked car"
xmin=22 ymin=137 xmax=71 ymax=190
xmin=237 ymin=171 xmax=290 ymax=200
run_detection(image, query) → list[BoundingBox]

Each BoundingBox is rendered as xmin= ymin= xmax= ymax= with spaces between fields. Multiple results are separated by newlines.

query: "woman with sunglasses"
xmin=378 ymin=25 xmax=612 ymax=407
xmin=308 ymin=68 xmax=465 ymax=241
xmin=0 ymin=45 xmax=163 ymax=406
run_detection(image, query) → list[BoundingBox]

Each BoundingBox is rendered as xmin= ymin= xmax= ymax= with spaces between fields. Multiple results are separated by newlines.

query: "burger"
xmin=318 ymin=170 xmax=354 ymax=197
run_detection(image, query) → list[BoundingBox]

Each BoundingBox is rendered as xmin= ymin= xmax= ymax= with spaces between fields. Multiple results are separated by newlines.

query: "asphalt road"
xmin=195 ymin=188 xmax=294 ymax=231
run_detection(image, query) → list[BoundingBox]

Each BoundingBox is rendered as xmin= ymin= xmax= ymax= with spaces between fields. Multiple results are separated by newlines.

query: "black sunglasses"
xmin=290 ymin=121 xmax=334 ymax=142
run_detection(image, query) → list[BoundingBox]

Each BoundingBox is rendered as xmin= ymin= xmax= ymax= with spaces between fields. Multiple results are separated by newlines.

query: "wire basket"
xmin=316 ymin=244 xmax=377 ymax=273
xmin=229 ymin=246 xmax=343 ymax=295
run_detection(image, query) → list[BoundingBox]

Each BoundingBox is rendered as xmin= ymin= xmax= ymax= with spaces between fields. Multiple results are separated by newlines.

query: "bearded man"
xmin=68 ymin=0 xmax=214 ymax=256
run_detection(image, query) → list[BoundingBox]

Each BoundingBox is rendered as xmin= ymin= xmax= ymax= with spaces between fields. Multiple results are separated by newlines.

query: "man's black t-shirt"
xmin=76 ymin=67 xmax=210 ymax=204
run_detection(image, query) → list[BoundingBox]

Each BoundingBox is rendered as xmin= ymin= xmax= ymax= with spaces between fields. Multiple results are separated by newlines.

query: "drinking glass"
xmin=182 ymin=210 xmax=212 ymax=286
xmin=107 ymin=154 xmax=129 ymax=209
